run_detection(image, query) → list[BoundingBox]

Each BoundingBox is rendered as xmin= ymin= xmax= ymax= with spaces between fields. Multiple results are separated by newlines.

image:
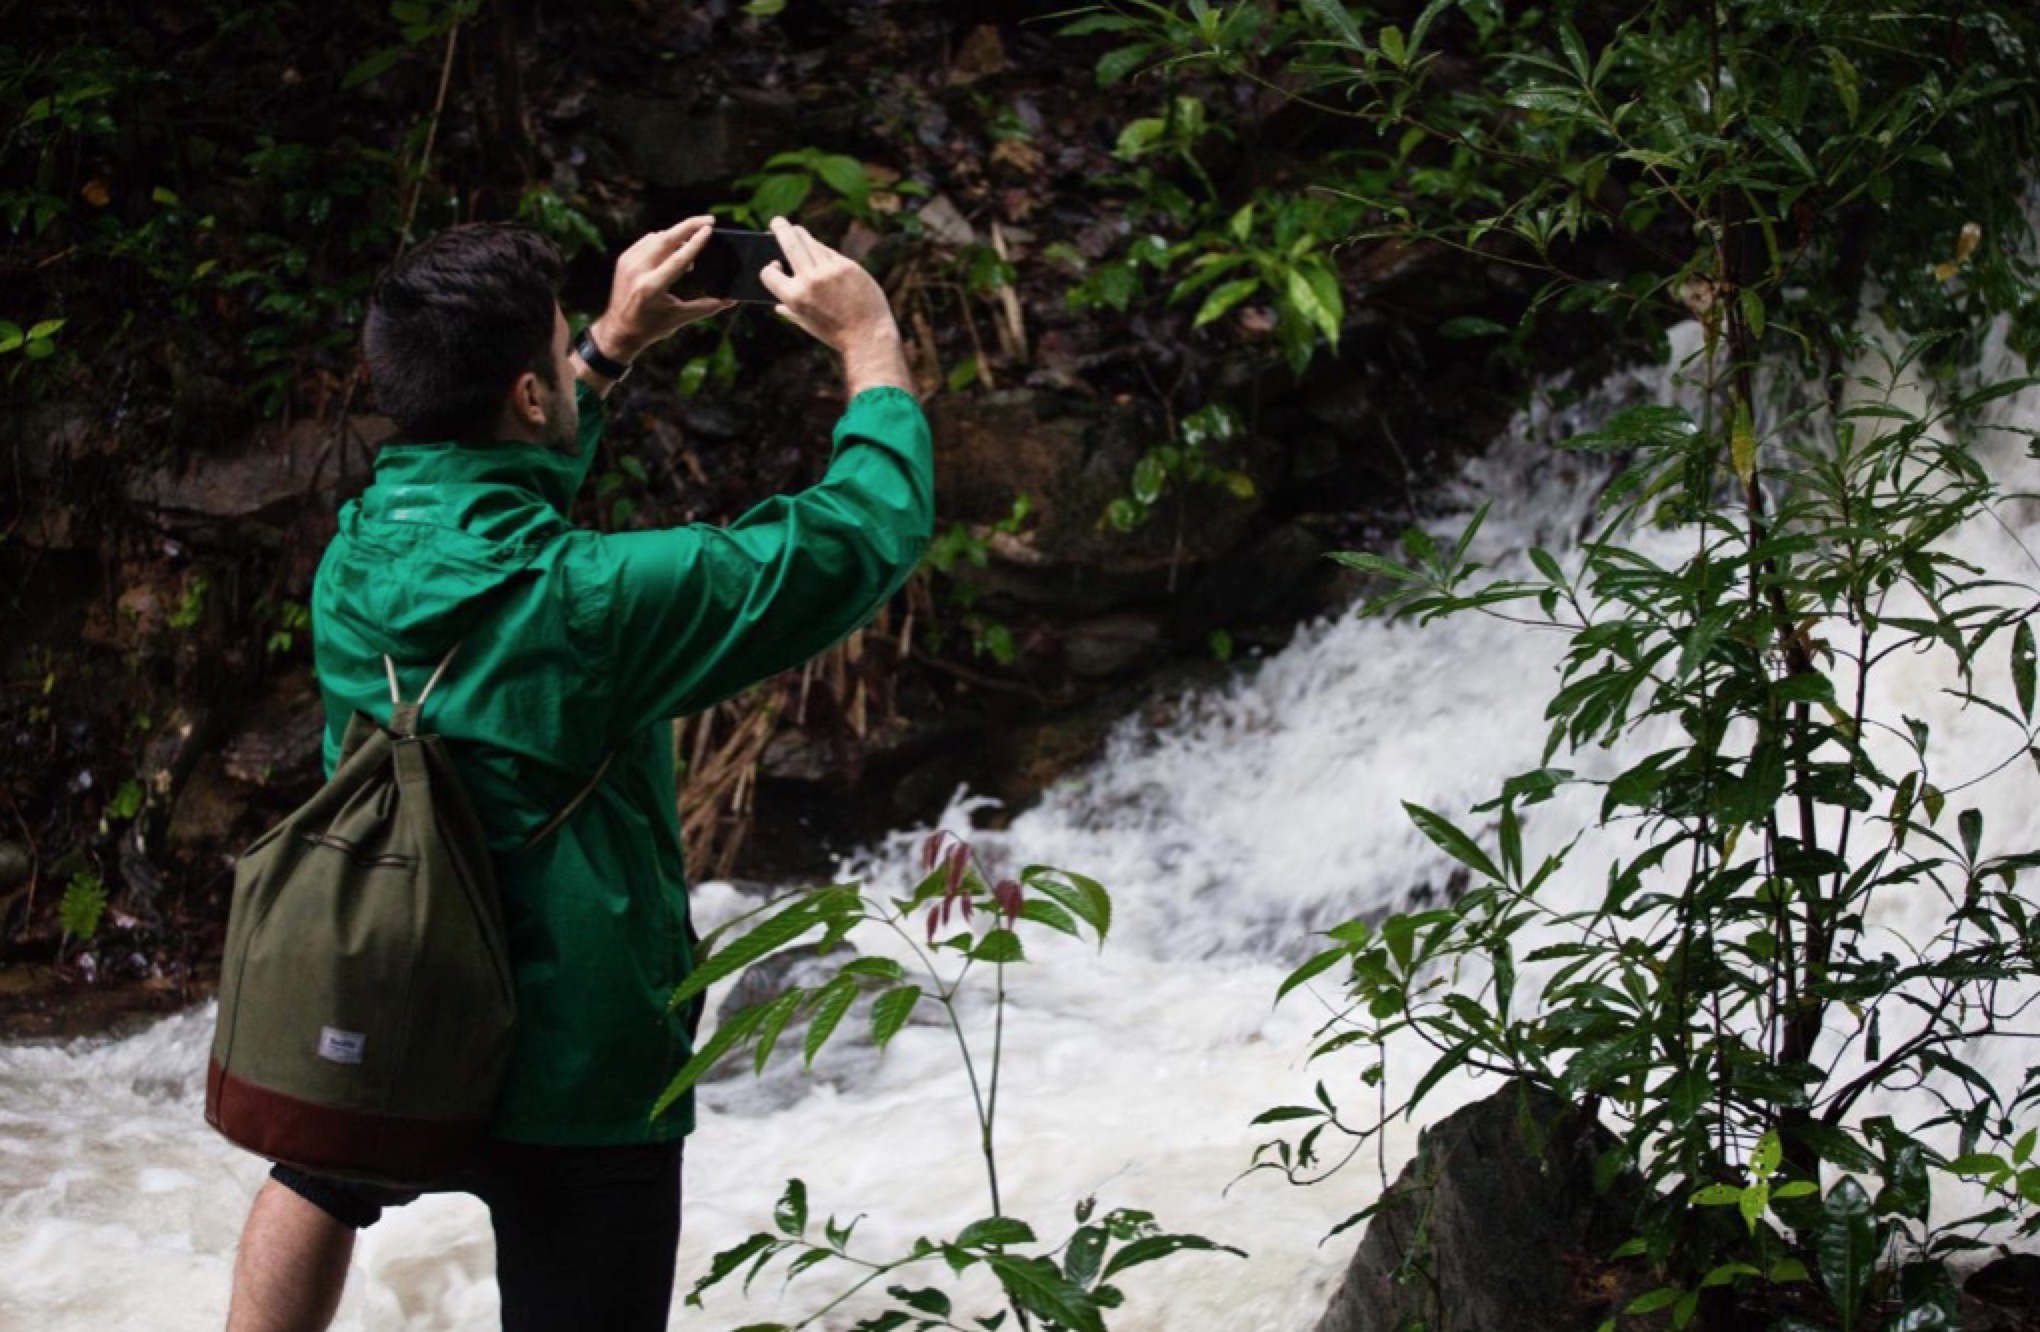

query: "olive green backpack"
xmin=205 ymin=646 xmax=608 ymax=1186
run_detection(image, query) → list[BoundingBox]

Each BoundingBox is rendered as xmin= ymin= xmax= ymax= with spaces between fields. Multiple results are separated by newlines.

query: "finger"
xmin=757 ymin=259 xmax=796 ymax=300
xmin=646 ymin=222 xmax=718 ymax=289
xmin=642 ymin=215 xmax=715 ymax=265
xmin=768 ymin=216 xmax=816 ymax=274
xmin=790 ymin=223 xmax=834 ymax=267
xmin=670 ymin=297 xmax=737 ymax=320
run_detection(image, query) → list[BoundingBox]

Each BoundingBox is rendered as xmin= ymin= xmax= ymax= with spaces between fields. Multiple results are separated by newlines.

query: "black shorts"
xmin=271 ymin=1140 xmax=684 ymax=1332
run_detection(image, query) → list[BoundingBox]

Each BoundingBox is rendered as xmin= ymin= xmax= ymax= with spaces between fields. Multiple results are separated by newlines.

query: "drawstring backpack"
xmin=205 ymin=645 xmax=610 ymax=1185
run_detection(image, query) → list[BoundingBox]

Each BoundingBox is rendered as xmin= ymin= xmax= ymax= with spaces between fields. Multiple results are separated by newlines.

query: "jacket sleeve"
xmin=600 ymin=385 xmax=935 ymax=727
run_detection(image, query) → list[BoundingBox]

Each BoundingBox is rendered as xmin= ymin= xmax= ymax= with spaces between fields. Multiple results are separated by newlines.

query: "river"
xmin=3 ymin=318 xmax=2035 ymax=1330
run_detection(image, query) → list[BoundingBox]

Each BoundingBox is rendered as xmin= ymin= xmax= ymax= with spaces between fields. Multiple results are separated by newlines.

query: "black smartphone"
xmin=675 ymin=228 xmax=788 ymax=304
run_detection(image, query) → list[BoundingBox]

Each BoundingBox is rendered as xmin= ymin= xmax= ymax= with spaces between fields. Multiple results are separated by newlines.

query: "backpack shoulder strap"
xmin=512 ymin=752 xmax=616 ymax=857
xmin=383 ymin=641 xmax=613 ymax=858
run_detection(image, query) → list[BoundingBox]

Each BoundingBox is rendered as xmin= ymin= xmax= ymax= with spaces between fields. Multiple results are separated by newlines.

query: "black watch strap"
xmin=574 ymin=328 xmax=632 ymax=382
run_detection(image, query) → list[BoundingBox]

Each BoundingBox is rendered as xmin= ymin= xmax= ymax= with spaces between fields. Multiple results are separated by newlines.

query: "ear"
xmin=510 ymin=370 xmax=546 ymax=426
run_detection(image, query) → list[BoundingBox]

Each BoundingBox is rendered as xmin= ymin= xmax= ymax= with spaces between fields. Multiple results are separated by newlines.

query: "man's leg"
xmin=225 ymin=1178 xmax=356 ymax=1332
xmin=482 ymin=1141 xmax=684 ymax=1332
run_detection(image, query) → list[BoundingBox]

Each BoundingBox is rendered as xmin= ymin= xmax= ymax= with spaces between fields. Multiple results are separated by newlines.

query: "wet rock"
xmin=594 ymin=89 xmax=800 ymax=190
xmin=1966 ymin=1254 xmax=2040 ymax=1329
xmin=166 ymin=757 xmax=248 ymax=853
xmin=0 ymin=842 xmax=30 ymax=891
xmin=932 ymin=389 xmax=1269 ymax=592
xmin=1061 ymin=612 xmax=1166 ymax=680
xmin=125 ymin=415 xmax=389 ymax=545
xmin=1172 ymin=522 xmax=1329 ymax=641
xmin=219 ymin=671 xmax=324 ymax=791
xmin=1314 ymin=1081 xmax=1649 ymax=1332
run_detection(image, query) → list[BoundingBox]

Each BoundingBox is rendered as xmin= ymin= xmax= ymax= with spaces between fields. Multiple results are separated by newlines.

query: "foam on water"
xmin=3 ymin=322 xmax=2034 ymax=1331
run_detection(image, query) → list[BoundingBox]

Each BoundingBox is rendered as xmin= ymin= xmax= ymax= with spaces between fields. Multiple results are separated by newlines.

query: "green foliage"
xmin=1102 ymin=403 xmax=1253 ymax=533
xmin=515 ymin=186 xmax=604 ymax=260
xmin=58 ymin=868 xmax=106 ymax=944
xmin=921 ymin=497 xmax=1033 ymax=666
xmin=674 ymin=836 xmax=1236 ymax=1329
xmin=724 ymin=148 xmax=886 ymax=229
xmin=1229 ymin=0 xmax=2040 ymax=1324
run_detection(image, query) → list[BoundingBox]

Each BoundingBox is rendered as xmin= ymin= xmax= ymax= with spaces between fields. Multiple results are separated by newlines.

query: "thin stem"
xmin=398 ymin=19 xmax=462 ymax=249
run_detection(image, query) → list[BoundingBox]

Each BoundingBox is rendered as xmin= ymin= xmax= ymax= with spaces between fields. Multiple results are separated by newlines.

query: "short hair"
xmin=363 ymin=224 xmax=566 ymax=443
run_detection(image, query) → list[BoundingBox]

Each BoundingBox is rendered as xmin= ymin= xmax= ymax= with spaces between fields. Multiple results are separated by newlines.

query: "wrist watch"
xmin=574 ymin=327 xmax=633 ymax=383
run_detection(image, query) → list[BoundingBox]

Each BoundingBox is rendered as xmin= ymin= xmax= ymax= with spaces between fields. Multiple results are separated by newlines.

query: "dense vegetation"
xmin=7 ymin=1 xmax=2040 ymax=1328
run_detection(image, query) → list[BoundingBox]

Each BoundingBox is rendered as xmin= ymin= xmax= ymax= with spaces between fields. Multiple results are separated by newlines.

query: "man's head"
xmin=363 ymin=224 xmax=576 ymax=449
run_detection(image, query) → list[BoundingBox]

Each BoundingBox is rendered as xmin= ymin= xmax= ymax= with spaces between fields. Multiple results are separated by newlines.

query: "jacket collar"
xmin=368 ymin=382 xmax=604 ymax=518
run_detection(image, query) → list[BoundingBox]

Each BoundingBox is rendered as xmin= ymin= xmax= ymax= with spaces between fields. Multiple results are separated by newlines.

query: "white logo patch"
xmin=317 ymin=1027 xmax=367 ymax=1065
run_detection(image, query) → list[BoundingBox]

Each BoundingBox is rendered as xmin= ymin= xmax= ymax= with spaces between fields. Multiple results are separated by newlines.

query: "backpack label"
xmin=317 ymin=1027 xmax=367 ymax=1065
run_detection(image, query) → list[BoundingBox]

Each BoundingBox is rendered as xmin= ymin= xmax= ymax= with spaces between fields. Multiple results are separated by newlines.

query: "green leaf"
xmin=1825 ymin=47 xmax=1861 ymax=123
xmin=957 ymin=1216 xmax=1037 ymax=1249
xmin=971 ymin=928 xmax=1025 ymax=964
xmin=26 ymin=319 xmax=65 ymax=342
xmin=1626 ymin=1287 xmax=1684 ymax=1315
xmin=887 ymin=1287 xmax=952 ymax=1318
xmin=1377 ymin=24 xmax=1406 ymax=67
xmin=839 ymin=956 xmax=907 ymax=983
xmin=752 ymin=989 xmax=806 ymax=1074
xmin=1251 ymin=1105 xmax=1323 ymax=1124
xmin=669 ymin=895 xmax=828 ymax=1011
xmin=0 ymin=322 xmax=22 ymax=354
xmin=342 ymin=45 xmax=406 ymax=89
xmin=1095 ymin=43 xmax=1157 ymax=88
xmin=1817 ymin=1178 xmax=1877 ymax=1331
xmin=1749 ymin=116 xmax=1817 ymax=180
xmin=743 ymin=0 xmax=787 ymax=15
xmin=1691 ymin=1184 xmax=1743 ymax=1206
xmin=815 ymin=154 xmax=869 ymax=201
xmin=1403 ymin=802 xmax=1502 ymax=882
xmin=1740 ymin=288 xmax=1766 ymax=342
xmin=1283 ymin=266 xmax=1340 ymax=345
xmin=651 ymin=1002 xmax=766 ymax=1119
xmin=1299 ymin=0 xmax=1365 ymax=48
xmin=870 ymin=985 xmax=922 ymax=1052
xmin=1018 ymin=898 xmax=1080 ymax=936
xmin=688 ymin=1233 xmax=779 ymax=1302
xmin=1276 ymin=946 xmax=1349 ymax=1004
xmin=58 ymin=871 xmax=106 ymax=941
xmin=1753 ymin=1129 xmax=1783 ymax=1179
xmin=1732 ymin=399 xmax=1758 ymax=485
xmin=803 ymin=975 xmax=859 ymax=1067
xmin=1099 ymin=1233 xmax=1244 ymax=1280
xmin=1439 ymin=315 xmax=1510 ymax=340
xmin=986 ymin=1254 xmax=1107 ymax=1332
xmin=1132 ymin=454 xmax=1167 ymax=505
xmin=1194 ymin=277 xmax=1260 ymax=328
xmin=775 ymin=1179 xmax=809 ymax=1237
xmin=1020 ymin=867 xmax=1111 ymax=942
xmin=2014 ymin=622 xmax=2035 ymax=720
xmin=1065 ymin=1227 xmax=1108 ymax=1288
xmin=1740 ymin=1180 xmax=1770 ymax=1233
xmin=1115 ymin=118 xmax=1168 ymax=160
xmin=1960 ymin=808 xmax=1982 ymax=864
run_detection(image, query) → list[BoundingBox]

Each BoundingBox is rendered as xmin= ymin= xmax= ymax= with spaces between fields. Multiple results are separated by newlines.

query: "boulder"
xmin=1314 ymin=1081 xmax=1649 ymax=1332
xmin=125 ymin=415 xmax=389 ymax=545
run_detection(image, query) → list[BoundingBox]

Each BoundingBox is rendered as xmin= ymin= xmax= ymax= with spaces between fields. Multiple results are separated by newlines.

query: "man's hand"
xmin=586 ymin=216 xmax=734 ymax=365
xmin=758 ymin=216 xmax=912 ymax=397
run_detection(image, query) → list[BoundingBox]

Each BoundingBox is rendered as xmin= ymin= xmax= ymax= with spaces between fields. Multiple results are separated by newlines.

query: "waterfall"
xmin=3 ymin=322 xmax=2034 ymax=1331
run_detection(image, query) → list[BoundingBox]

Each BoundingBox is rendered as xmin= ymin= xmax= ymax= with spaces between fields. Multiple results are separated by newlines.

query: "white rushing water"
xmin=3 ymin=320 xmax=2036 ymax=1331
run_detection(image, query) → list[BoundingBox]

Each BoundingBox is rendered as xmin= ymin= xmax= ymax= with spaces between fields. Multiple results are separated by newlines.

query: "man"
xmin=224 ymin=214 xmax=932 ymax=1331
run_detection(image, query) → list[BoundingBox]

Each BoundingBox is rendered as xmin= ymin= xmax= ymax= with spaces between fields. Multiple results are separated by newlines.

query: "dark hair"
xmin=363 ymin=224 xmax=566 ymax=442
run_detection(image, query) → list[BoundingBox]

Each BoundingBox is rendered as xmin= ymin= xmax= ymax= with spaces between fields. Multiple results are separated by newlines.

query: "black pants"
xmin=271 ymin=1140 xmax=684 ymax=1332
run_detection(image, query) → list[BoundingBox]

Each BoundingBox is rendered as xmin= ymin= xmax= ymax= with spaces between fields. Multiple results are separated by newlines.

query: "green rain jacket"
xmin=309 ymin=382 xmax=933 ymax=1145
